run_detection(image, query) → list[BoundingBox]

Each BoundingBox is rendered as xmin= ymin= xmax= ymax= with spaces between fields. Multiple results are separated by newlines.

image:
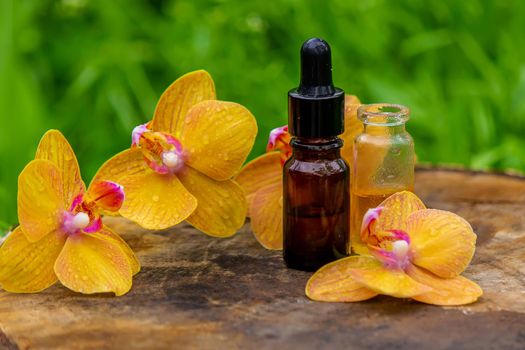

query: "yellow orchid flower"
xmin=0 ymin=130 xmax=140 ymax=296
xmin=236 ymin=95 xmax=361 ymax=249
xmin=93 ymin=70 xmax=257 ymax=236
xmin=306 ymin=191 xmax=483 ymax=305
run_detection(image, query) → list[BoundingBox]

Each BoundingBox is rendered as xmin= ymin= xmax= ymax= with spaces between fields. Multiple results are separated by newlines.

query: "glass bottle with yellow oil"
xmin=350 ymin=103 xmax=415 ymax=254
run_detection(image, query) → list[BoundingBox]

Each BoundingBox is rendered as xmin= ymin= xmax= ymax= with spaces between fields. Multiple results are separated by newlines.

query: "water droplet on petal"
xmin=152 ymin=195 xmax=159 ymax=202
xmin=81 ymin=275 xmax=88 ymax=281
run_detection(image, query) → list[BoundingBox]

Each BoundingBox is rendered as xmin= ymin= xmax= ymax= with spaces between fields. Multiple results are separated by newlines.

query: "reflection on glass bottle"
xmin=350 ymin=104 xmax=415 ymax=254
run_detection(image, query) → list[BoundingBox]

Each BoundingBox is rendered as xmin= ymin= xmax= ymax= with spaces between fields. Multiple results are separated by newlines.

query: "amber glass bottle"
xmin=350 ymin=103 xmax=415 ymax=254
xmin=283 ymin=38 xmax=349 ymax=271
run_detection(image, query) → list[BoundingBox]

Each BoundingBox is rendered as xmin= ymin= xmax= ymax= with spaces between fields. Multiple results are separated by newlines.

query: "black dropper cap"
xmin=288 ymin=38 xmax=345 ymax=138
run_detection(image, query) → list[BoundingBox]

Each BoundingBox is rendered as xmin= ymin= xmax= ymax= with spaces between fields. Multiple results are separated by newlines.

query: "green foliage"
xmin=1 ymin=0 xmax=524 ymax=229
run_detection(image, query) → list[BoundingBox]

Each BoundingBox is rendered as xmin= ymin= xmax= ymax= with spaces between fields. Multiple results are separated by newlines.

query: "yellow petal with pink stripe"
xmin=235 ymin=152 xmax=282 ymax=215
xmin=250 ymin=182 xmax=283 ymax=250
xmin=179 ymin=167 xmax=247 ymax=237
xmin=306 ymin=256 xmax=378 ymax=302
xmin=54 ymin=227 xmax=133 ymax=296
xmin=119 ymin=172 xmax=197 ymax=230
xmin=180 ymin=100 xmax=258 ymax=181
xmin=406 ymin=264 xmax=482 ymax=305
xmin=35 ymin=130 xmax=85 ymax=206
xmin=0 ymin=227 xmax=66 ymax=293
xmin=407 ymin=209 xmax=476 ymax=278
xmin=18 ymin=160 xmax=66 ymax=242
xmin=151 ymin=70 xmax=216 ymax=137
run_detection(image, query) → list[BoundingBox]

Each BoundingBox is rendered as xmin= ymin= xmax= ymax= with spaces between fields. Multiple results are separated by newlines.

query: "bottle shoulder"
xmin=284 ymin=156 xmax=348 ymax=176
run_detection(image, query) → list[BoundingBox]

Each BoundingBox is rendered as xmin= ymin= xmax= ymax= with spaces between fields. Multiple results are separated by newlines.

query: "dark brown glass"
xmin=283 ymin=137 xmax=349 ymax=271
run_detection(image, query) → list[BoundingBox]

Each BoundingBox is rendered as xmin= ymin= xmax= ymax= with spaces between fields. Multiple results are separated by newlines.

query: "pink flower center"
xmin=62 ymin=193 xmax=102 ymax=235
xmin=369 ymin=230 xmax=412 ymax=270
xmin=132 ymin=125 xmax=186 ymax=174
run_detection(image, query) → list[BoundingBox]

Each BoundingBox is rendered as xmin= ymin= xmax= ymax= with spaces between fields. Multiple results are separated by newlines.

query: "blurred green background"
xmin=1 ymin=0 xmax=524 ymax=230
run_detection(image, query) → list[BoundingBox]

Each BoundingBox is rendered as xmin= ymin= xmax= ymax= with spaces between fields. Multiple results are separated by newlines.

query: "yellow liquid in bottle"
xmin=350 ymin=187 xmax=413 ymax=255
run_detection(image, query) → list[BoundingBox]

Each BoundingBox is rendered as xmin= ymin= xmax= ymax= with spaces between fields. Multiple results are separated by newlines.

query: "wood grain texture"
xmin=1 ymin=168 xmax=524 ymax=350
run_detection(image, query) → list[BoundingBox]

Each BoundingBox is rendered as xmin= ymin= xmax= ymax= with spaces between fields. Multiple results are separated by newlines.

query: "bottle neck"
xmin=290 ymin=136 xmax=343 ymax=160
xmin=363 ymin=123 xmax=406 ymax=136
xmin=357 ymin=103 xmax=410 ymax=136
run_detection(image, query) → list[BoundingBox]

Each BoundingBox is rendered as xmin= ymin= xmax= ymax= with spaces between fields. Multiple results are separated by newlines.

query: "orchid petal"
xmin=407 ymin=264 xmax=483 ymax=305
xmin=407 ymin=209 xmax=476 ymax=278
xmin=97 ymin=228 xmax=141 ymax=275
xmin=306 ymin=256 xmax=378 ymax=302
xmin=35 ymin=130 xmax=86 ymax=205
xmin=90 ymin=148 xmax=149 ymax=189
xmin=347 ymin=258 xmax=432 ymax=298
xmin=0 ymin=227 xmax=66 ymax=293
xmin=250 ymin=182 xmax=283 ymax=250
xmin=18 ymin=160 xmax=66 ymax=242
xmin=119 ymin=172 xmax=197 ymax=230
xmin=179 ymin=167 xmax=247 ymax=237
xmin=373 ymin=191 xmax=426 ymax=237
xmin=54 ymin=228 xmax=133 ymax=296
xmin=180 ymin=100 xmax=258 ymax=181
xmin=151 ymin=70 xmax=216 ymax=137
xmin=340 ymin=94 xmax=362 ymax=164
xmin=235 ymin=152 xmax=282 ymax=216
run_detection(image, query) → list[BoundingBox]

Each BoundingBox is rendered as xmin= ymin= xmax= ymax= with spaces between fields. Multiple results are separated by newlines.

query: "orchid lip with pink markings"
xmin=131 ymin=123 xmax=150 ymax=147
xmin=267 ymin=125 xmax=289 ymax=150
xmin=360 ymin=206 xmax=383 ymax=243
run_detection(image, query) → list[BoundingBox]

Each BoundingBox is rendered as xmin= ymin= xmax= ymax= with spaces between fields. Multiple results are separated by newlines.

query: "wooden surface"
xmin=1 ymin=168 xmax=525 ymax=350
